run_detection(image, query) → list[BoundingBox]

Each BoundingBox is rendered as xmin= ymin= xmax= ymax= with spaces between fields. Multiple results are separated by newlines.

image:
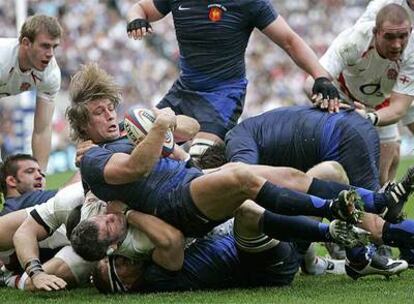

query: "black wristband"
xmin=123 ymin=207 xmax=131 ymax=216
xmin=127 ymin=18 xmax=152 ymax=33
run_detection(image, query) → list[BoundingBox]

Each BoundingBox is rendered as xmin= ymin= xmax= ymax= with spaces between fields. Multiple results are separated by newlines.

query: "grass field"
xmin=2 ymin=159 xmax=413 ymax=303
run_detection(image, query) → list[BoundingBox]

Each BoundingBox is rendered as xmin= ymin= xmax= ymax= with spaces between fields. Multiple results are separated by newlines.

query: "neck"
xmin=17 ymin=46 xmax=31 ymax=72
xmin=6 ymin=189 xmax=21 ymax=198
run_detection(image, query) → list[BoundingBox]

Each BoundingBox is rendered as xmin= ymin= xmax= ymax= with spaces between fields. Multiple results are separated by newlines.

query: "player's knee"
xmin=307 ymin=161 xmax=349 ymax=184
xmin=228 ymin=162 xmax=261 ymax=194
xmin=234 ymin=201 xmax=264 ymax=238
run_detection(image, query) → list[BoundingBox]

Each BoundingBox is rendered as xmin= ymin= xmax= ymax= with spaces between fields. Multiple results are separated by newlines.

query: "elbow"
xmin=158 ymin=229 xmax=184 ymax=249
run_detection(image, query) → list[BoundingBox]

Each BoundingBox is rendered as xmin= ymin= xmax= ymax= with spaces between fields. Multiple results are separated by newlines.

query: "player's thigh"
xmin=244 ymin=164 xmax=312 ymax=193
xmin=157 ymin=84 xmax=244 ymax=140
xmin=190 ymin=164 xmax=264 ymax=220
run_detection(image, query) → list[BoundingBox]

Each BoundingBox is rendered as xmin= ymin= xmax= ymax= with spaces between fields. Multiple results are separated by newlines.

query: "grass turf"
xmin=4 ymin=157 xmax=411 ymax=302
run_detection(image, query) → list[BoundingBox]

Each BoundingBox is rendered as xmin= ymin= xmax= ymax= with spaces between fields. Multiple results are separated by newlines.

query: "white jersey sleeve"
xmin=357 ymin=0 xmax=414 ymax=23
xmin=31 ymin=182 xmax=85 ymax=234
xmin=393 ymin=43 xmax=414 ymax=96
xmin=356 ymin=0 xmax=401 ymax=23
xmin=320 ymin=22 xmax=373 ymax=79
xmin=36 ymin=58 xmax=61 ymax=102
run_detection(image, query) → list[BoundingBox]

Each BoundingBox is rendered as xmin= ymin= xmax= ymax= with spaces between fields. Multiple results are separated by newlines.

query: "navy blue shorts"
xmin=157 ymin=79 xmax=246 ymax=140
xmin=238 ymin=241 xmax=300 ymax=287
xmin=154 ymin=177 xmax=227 ymax=238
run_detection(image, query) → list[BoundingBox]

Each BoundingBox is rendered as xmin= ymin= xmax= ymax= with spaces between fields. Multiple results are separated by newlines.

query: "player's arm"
xmin=262 ymin=16 xmax=340 ymax=112
xmin=127 ymin=0 xmax=165 ymax=40
xmin=104 ymin=108 xmax=176 ymax=184
xmin=13 ymin=215 xmax=67 ymax=291
xmin=0 ymin=209 xmax=28 ymax=250
xmin=32 ymin=96 xmax=54 ymax=171
xmin=369 ymin=92 xmax=413 ymax=126
xmin=127 ymin=209 xmax=184 ymax=271
xmin=153 ymin=108 xmax=200 ymax=142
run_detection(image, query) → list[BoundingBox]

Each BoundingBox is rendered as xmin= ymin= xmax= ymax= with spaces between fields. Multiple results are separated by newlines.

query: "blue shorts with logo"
xmin=157 ymin=78 xmax=247 ymax=140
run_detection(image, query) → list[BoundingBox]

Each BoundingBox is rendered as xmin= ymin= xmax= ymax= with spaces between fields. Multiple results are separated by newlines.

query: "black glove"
xmin=312 ymin=77 xmax=340 ymax=100
xmin=127 ymin=18 xmax=152 ymax=33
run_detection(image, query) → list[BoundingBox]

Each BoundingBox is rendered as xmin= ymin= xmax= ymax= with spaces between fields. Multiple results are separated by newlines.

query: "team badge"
xmin=399 ymin=75 xmax=411 ymax=84
xmin=208 ymin=4 xmax=227 ymax=22
xmin=20 ymin=82 xmax=31 ymax=92
xmin=387 ymin=68 xmax=398 ymax=80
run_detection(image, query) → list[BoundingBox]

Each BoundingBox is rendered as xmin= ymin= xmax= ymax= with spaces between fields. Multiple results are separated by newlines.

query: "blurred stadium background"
xmin=0 ymin=0 xmax=413 ymax=174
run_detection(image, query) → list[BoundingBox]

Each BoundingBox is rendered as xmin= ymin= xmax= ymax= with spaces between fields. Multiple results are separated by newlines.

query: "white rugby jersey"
xmin=33 ymin=182 xmax=86 ymax=234
xmin=320 ymin=21 xmax=414 ymax=110
xmin=357 ymin=0 xmax=414 ymax=23
xmin=0 ymin=38 xmax=60 ymax=101
xmin=115 ymin=228 xmax=155 ymax=261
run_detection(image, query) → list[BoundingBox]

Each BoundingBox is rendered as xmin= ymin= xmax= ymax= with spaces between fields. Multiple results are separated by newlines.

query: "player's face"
xmin=25 ymin=32 xmax=60 ymax=71
xmin=97 ymin=256 xmax=145 ymax=292
xmin=13 ymin=160 xmax=45 ymax=194
xmin=375 ymin=20 xmax=412 ymax=61
xmin=93 ymin=213 xmax=127 ymax=244
xmin=85 ymin=99 xmax=120 ymax=143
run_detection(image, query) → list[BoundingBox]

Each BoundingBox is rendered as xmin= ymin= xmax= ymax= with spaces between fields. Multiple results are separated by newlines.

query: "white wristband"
xmin=366 ymin=112 xmax=379 ymax=126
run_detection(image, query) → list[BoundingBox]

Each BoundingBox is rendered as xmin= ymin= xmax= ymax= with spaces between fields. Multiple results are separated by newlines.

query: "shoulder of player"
xmin=0 ymin=38 xmax=18 ymax=75
xmin=41 ymin=58 xmax=61 ymax=86
xmin=401 ymin=39 xmax=414 ymax=64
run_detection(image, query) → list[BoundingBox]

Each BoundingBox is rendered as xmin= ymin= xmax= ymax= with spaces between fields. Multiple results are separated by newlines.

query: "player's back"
xmin=160 ymin=0 xmax=277 ymax=90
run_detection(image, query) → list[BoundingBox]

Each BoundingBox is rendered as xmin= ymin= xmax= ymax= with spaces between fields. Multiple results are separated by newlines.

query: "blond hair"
xmin=19 ymin=14 xmax=62 ymax=43
xmin=66 ymin=63 xmax=122 ymax=141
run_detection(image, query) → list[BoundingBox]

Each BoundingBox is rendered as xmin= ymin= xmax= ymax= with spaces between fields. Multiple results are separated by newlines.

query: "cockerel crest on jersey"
xmin=208 ymin=4 xmax=227 ymax=22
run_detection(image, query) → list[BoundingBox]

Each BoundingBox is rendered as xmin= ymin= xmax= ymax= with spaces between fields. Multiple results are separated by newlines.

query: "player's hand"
xmin=127 ymin=18 xmax=153 ymax=40
xmin=31 ymin=272 xmax=67 ymax=291
xmin=75 ymin=140 xmax=97 ymax=167
xmin=352 ymin=101 xmax=368 ymax=117
xmin=107 ymin=200 xmax=129 ymax=214
xmin=311 ymin=77 xmax=340 ymax=113
xmin=154 ymin=107 xmax=177 ymax=131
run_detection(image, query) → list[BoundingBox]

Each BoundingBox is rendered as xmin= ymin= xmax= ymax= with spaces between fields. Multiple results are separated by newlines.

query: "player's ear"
xmin=373 ymin=27 xmax=378 ymax=35
xmin=5 ymin=176 xmax=17 ymax=188
xmin=20 ymin=36 xmax=31 ymax=47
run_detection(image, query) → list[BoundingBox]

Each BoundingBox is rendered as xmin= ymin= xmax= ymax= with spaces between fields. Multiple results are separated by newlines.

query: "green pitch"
xmin=1 ymin=159 xmax=412 ymax=303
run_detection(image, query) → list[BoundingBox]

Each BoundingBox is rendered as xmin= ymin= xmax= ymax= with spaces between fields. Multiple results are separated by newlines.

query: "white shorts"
xmin=376 ymin=124 xmax=400 ymax=143
xmin=401 ymin=105 xmax=414 ymax=126
xmin=54 ymin=246 xmax=96 ymax=284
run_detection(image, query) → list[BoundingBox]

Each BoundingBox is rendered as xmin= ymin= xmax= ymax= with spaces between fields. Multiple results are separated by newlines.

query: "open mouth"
xmin=108 ymin=124 xmax=118 ymax=131
xmin=41 ymin=60 xmax=50 ymax=65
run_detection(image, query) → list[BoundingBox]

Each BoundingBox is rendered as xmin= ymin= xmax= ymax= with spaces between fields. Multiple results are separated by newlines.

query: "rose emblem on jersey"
xmin=387 ymin=68 xmax=398 ymax=81
xmin=208 ymin=4 xmax=227 ymax=22
xmin=20 ymin=82 xmax=31 ymax=92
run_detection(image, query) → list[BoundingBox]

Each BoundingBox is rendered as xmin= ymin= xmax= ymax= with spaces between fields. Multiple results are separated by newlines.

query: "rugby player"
xmin=0 ymin=15 xmax=62 ymax=170
xmin=126 ymin=0 xmax=339 ymax=159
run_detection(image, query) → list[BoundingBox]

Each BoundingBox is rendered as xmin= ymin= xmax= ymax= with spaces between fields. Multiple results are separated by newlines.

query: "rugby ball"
xmin=124 ymin=107 xmax=174 ymax=157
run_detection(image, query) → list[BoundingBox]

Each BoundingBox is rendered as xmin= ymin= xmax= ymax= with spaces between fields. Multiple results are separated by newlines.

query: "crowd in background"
xmin=1 ymin=0 xmax=412 ymax=171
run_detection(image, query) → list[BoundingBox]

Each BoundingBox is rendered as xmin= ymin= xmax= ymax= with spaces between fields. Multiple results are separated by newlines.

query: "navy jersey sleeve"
xmin=153 ymin=0 xmax=171 ymax=15
xmin=0 ymin=190 xmax=57 ymax=216
xmin=225 ymin=126 xmax=260 ymax=165
xmin=80 ymin=146 xmax=114 ymax=186
xmin=246 ymin=0 xmax=278 ymax=30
